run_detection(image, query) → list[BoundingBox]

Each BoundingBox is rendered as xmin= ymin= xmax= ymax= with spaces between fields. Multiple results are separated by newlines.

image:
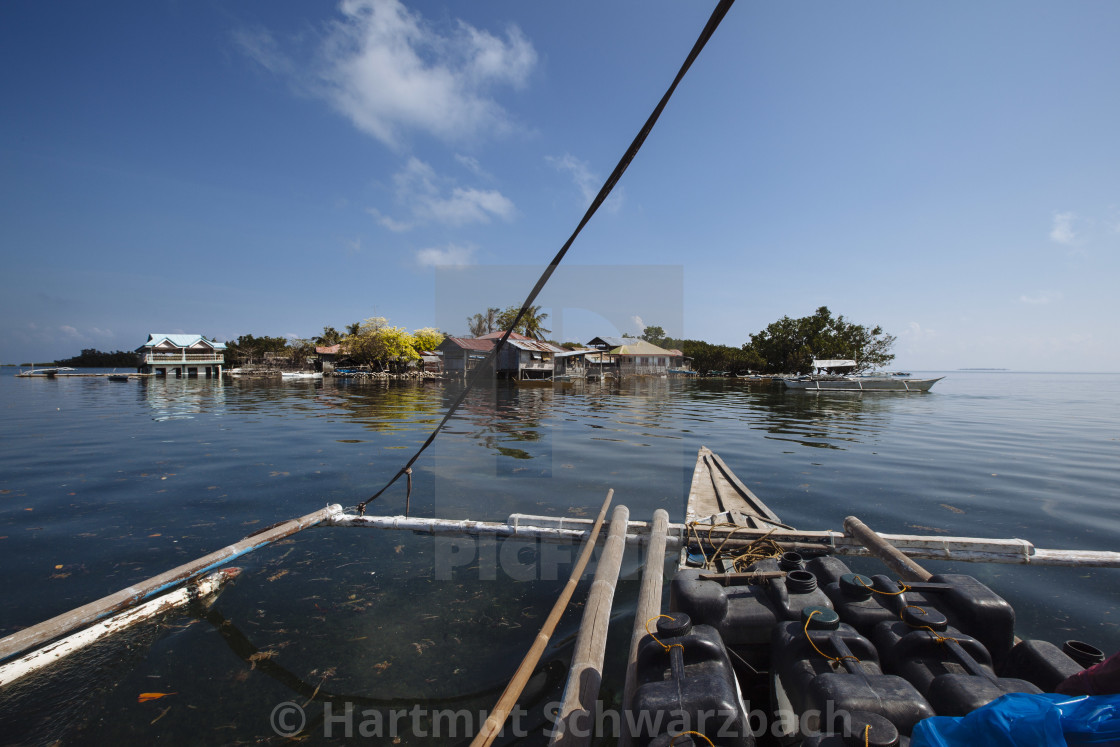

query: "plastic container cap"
xmin=802 ymin=605 xmax=840 ymax=630
xmin=839 ymin=573 xmax=874 ymax=600
xmin=656 ymin=612 xmax=693 ymax=638
xmin=902 ymin=605 xmax=948 ymax=631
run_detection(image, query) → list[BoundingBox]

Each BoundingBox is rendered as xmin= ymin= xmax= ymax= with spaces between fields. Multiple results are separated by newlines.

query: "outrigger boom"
xmin=2 ymin=448 xmax=1118 ymax=691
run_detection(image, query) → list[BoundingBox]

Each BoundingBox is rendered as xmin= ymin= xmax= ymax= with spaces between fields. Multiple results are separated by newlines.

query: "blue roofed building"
xmin=136 ymin=334 xmax=226 ymax=378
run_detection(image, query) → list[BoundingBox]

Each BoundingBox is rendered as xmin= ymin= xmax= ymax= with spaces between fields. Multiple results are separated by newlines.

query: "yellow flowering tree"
xmin=342 ymin=317 xmax=420 ymax=370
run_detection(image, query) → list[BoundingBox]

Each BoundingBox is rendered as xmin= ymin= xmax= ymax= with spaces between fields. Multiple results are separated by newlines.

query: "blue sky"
xmin=2 ymin=0 xmax=1118 ymax=370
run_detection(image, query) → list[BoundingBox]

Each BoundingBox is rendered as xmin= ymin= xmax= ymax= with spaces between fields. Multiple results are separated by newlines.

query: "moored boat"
xmin=782 ymin=375 xmax=943 ymax=392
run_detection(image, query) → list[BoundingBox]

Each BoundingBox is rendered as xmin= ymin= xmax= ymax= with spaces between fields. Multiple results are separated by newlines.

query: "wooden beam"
xmin=471 ymin=490 xmax=614 ymax=747
xmin=0 ymin=504 xmax=342 ymax=663
xmin=844 ymin=515 xmax=932 ymax=581
xmin=619 ymin=509 xmax=670 ymax=747
xmin=550 ymin=505 xmax=630 ymax=746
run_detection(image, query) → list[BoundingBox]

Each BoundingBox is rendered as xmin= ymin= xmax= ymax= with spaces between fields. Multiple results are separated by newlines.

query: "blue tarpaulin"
xmin=912 ymin=693 xmax=1120 ymax=746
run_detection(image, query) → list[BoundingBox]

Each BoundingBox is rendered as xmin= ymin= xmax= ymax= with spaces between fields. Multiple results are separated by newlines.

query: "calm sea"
xmin=1 ymin=370 xmax=1118 ymax=744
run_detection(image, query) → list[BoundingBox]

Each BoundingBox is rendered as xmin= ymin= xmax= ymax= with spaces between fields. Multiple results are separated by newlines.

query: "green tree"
xmin=494 ymin=304 xmax=551 ymax=340
xmin=315 ymin=326 xmax=342 ymax=346
xmin=342 ymin=317 xmax=420 ymax=371
xmin=286 ymin=338 xmax=316 ymax=367
xmin=640 ymin=325 xmax=667 ymax=347
xmin=745 ymin=306 xmax=896 ymax=374
xmin=225 ymin=334 xmax=289 ymax=365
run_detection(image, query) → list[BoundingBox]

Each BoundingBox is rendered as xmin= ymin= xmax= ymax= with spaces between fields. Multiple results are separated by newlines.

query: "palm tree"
xmin=315 ymin=326 xmax=342 ymax=345
xmin=517 ymin=305 xmax=551 ymax=341
xmin=467 ymin=307 xmax=501 ymax=337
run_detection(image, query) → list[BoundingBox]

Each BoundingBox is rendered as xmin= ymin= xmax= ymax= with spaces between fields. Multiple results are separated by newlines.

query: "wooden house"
xmin=606 ymin=339 xmax=675 ymax=377
xmin=495 ymin=337 xmax=566 ymax=380
xmin=438 ymin=337 xmax=495 ymax=377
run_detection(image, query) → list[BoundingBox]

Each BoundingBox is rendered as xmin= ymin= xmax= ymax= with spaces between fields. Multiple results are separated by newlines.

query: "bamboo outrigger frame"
xmin=3 ymin=447 xmax=1118 ymax=692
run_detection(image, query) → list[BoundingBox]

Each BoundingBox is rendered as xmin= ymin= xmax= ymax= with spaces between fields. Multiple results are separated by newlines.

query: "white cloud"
xmin=1019 ymin=290 xmax=1063 ymax=305
xmin=630 ymin=315 xmax=645 ymax=332
xmin=375 ymin=157 xmax=514 ymax=229
xmin=546 ymin=154 xmax=624 ymax=212
xmin=427 ymin=187 xmax=514 ymax=224
xmin=1049 ymin=211 xmax=1077 ymax=245
xmin=366 ymin=208 xmax=413 ymax=232
xmin=416 ymin=243 xmax=476 ymax=268
xmin=455 ymin=153 xmax=491 ymax=179
xmin=247 ymin=0 xmax=538 ymax=149
xmin=60 ymin=325 xmax=80 ymax=338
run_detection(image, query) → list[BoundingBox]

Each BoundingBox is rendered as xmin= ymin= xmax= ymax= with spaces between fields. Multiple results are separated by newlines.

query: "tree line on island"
xmin=48 ymin=306 xmax=895 ymax=375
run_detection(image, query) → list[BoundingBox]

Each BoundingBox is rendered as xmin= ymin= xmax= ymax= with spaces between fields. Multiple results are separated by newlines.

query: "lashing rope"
xmin=685 ymin=521 xmax=784 ymax=572
xmin=900 ymin=604 xmax=958 ymax=645
xmin=645 ymin=614 xmax=684 ymax=655
xmin=855 ymin=577 xmax=910 ymax=596
xmin=803 ymin=609 xmax=860 ymax=666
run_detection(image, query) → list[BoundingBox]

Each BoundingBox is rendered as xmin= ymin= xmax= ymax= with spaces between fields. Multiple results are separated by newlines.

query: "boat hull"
xmin=782 ymin=376 xmax=943 ymax=392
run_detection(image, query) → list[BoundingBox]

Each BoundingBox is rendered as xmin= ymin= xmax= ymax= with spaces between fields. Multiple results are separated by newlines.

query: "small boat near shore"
xmin=782 ymin=374 xmax=943 ymax=392
xmin=15 ymin=366 xmax=75 ymax=378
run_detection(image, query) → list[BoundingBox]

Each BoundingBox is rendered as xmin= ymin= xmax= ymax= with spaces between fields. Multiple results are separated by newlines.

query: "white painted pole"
xmin=0 ymin=504 xmax=342 ymax=663
xmin=0 ymin=568 xmax=240 ymax=687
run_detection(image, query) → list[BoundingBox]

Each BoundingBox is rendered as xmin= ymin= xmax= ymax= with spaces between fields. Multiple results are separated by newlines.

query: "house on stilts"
xmin=136 ymin=334 xmax=226 ymax=378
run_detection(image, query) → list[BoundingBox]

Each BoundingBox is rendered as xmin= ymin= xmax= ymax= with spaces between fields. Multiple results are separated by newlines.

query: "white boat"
xmin=782 ymin=374 xmax=943 ymax=392
xmin=15 ymin=366 xmax=76 ymax=378
xmin=280 ymin=371 xmax=323 ymax=380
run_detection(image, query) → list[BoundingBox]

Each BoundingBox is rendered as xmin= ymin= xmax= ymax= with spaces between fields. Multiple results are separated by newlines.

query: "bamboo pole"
xmin=471 ymin=490 xmax=614 ymax=747
xmin=550 ymin=505 xmax=631 ymax=747
xmin=328 ymin=512 xmax=1120 ymax=568
xmin=0 ymin=504 xmax=343 ymax=663
xmin=619 ymin=509 xmax=669 ymax=747
xmin=0 ymin=568 xmax=240 ymax=687
xmin=843 ymin=515 xmax=932 ymax=581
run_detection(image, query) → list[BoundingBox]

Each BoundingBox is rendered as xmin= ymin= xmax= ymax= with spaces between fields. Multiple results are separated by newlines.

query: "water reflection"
xmin=142 ymin=377 xmax=226 ymax=421
xmin=747 ymin=388 xmax=924 ymax=450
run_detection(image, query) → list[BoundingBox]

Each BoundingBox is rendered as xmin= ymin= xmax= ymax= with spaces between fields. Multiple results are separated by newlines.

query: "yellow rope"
xmin=864 ymin=723 xmax=871 ymax=747
xmin=645 ymin=615 xmax=684 ymax=654
xmin=670 ymin=730 xmax=714 ymax=746
xmin=803 ymin=609 xmax=860 ymax=665
xmin=856 ymin=576 xmax=909 ymax=595
xmin=686 ymin=520 xmax=784 ymax=572
xmin=685 ymin=522 xmax=711 ymax=569
xmin=900 ymin=605 xmax=958 ymax=644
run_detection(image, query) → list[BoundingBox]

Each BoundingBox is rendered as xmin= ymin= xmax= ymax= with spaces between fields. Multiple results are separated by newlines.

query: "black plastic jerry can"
xmin=629 ymin=612 xmax=755 ymax=747
xmin=770 ymin=607 xmax=935 ymax=742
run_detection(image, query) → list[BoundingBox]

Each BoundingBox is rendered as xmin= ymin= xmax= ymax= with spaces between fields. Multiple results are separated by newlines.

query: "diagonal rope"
xmin=357 ymin=0 xmax=736 ymax=516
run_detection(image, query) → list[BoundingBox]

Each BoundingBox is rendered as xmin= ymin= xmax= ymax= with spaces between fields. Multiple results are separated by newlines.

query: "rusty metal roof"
xmin=441 ymin=337 xmax=495 ymax=351
xmin=478 ymin=330 xmax=533 ymax=341
xmin=506 ymin=339 xmax=566 ymax=353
